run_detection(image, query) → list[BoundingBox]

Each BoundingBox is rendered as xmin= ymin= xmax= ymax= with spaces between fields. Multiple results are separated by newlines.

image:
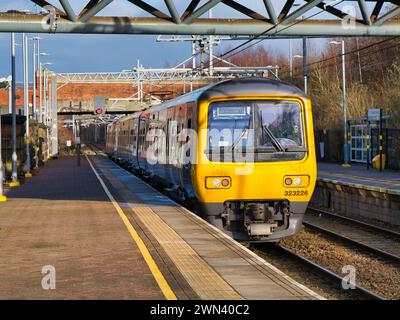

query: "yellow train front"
xmin=106 ymin=77 xmax=317 ymax=242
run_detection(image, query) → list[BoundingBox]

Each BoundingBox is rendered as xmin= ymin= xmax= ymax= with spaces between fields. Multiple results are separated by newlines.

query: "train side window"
xmin=185 ymin=118 xmax=192 ymax=157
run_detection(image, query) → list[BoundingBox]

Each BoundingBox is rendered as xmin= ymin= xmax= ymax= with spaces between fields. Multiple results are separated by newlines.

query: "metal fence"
xmin=315 ymin=128 xmax=400 ymax=170
xmin=1 ymin=136 xmax=25 ymax=180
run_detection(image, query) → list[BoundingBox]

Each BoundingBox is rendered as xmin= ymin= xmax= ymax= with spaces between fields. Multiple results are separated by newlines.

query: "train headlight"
xmin=284 ymin=175 xmax=310 ymax=188
xmin=293 ymin=177 xmax=301 ymax=186
xmin=206 ymin=177 xmax=231 ymax=189
xmin=212 ymin=178 xmax=221 ymax=187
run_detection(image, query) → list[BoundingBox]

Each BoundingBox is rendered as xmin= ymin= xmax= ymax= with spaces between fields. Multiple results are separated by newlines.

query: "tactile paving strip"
xmin=131 ymin=205 xmax=243 ymax=300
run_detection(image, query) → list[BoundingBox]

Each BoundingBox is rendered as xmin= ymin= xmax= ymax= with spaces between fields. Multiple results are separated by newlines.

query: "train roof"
xmin=199 ymin=77 xmax=307 ymax=100
xmin=114 ymin=77 xmax=306 ymax=124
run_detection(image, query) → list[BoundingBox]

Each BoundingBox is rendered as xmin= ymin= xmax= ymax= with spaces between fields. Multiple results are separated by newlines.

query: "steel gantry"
xmin=0 ymin=1 xmax=400 ymax=36
xmin=55 ymin=63 xmax=280 ymax=114
xmin=56 ymin=66 xmax=280 ymax=84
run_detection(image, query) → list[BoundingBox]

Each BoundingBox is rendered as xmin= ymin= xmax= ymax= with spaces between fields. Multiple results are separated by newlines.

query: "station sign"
xmin=368 ymin=108 xmax=382 ymax=121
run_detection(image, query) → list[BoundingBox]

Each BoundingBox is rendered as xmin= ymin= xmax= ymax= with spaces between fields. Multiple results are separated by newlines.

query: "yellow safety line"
xmin=85 ymin=155 xmax=177 ymax=300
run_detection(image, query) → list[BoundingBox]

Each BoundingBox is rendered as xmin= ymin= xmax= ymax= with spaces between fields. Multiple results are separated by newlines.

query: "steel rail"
xmin=275 ymin=245 xmax=385 ymax=300
xmin=308 ymin=207 xmax=400 ymax=238
xmin=302 ymin=218 xmax=400 ymax=263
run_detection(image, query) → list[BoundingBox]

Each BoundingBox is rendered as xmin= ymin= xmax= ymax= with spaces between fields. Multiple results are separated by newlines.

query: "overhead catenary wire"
xmin=124 ymin=3 xmax=400 ymax=111
xmin=149 ymin=2 xmax=344 ymax=96
xmin=281 ymin=36 xmax=400 ymax=77
xmin=201 ymin=0 xmax=345 ymax=70
xmin=137 ymin=36 xmax=400 ymax=106
xmin=287 ymin=37 xmax=400 ymax=78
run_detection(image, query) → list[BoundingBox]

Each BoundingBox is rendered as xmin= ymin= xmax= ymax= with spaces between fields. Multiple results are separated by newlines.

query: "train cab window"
xmin=207 ymin=100 xmax=306 ymax=162
xmin=256 ymin=101 xmax=304 ymax=151
xmin=207 ymin=102 xmax=253 ymax=150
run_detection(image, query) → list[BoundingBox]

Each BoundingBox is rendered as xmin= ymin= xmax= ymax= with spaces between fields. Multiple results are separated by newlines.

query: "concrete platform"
xmin=313 ymin=163 xmax=400 ymax=227
xmin=0 ymin=155 xmax=322 ymax=300
xmin=318 ymin=162 xmax=400 ymax=195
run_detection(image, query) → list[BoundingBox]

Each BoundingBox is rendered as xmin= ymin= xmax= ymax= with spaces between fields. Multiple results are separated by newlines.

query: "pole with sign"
xmin=77 ymin=102 xmax=82 ymax=166
xmin=366 ymin=116 xmax=370 ymax=171
xmin=11 ymin=33 xmax=19 ymax=186
xmin=368 ymin=108 xmax=383 ymax=171
xmin=379 ymin=110 xmax=383 ymax=172
xmin=0 ymin=79 xmax=8 ymax=201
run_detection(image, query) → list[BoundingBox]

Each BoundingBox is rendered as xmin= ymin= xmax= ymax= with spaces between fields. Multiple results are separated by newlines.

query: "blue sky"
xmin=0 ymin=0 xmax=362 ymax=80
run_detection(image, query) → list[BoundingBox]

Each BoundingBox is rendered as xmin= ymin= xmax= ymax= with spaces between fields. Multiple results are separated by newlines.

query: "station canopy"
xmin=0 ymin=0 xmax=399 ymax=36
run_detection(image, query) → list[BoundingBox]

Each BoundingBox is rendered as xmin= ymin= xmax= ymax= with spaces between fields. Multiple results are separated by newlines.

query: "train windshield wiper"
xmin=261 ymin=125 xmax=284 ymax=153
xmin=231 ymin=127 xmax=249 ymax=150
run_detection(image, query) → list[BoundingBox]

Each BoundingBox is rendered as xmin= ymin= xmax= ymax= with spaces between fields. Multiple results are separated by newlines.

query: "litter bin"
xmin=372 ymin=154 xmax=386 ymax=170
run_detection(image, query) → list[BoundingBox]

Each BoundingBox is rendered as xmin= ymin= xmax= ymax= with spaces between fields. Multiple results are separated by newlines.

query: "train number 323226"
xmin=284 ymin=190 xmax=309 ymax=196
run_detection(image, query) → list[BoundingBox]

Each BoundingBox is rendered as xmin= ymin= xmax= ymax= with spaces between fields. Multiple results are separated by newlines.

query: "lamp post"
xmin=31 ymin=36 xmax=42 ymax=120
xmin=23 ymin=33 xmax=32 ymax=178
xmin=302 ymin=37 xmax=308 ymax=94
xmin=292 ymin=54 xmax=305 ymax=91
xmin=287 ymin=4 xmax=300 ymax=78
xmin=30 ymin=37 xmax=43 ymax=169
xmin=0 ymin=79 xmax=10 ymax=201
xmin=329 ymin=40 xmax=350 ymax=167
xmin=289 ymin=39 xmax=293 ymax=78
xmin=8 ymin=77 xmax=11 ymax=114
xmin=42 ymin=63 xmax=52 ymax=160
xmin=38 ymin=52 xmax=49 ymax=124
xmin=10 ymin=33 xmax=19 ymax=186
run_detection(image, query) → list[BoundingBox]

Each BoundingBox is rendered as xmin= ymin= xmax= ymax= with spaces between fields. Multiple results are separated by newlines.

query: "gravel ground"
xmin=277 ymin=227 xmax=400 ymax=300
xmin=250 ymin=242 xmax=362 ymax=300
xmin=304 ymin=211 xmax=400 ymax=259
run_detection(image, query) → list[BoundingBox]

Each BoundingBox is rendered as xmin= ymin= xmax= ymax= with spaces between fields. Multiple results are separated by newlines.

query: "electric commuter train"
xmin=106 ymin=78 xmax=317 ymax=242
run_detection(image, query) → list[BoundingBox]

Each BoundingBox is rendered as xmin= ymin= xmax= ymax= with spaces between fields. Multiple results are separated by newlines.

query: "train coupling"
xmin=247 ymin=222 xmax=278 ymax=237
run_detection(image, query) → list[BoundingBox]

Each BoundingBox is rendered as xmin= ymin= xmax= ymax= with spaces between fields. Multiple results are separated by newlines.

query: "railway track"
xmin=90 ymin=147 xmax=388 ymax=299
xmin=251 ymin=243 xmax=385 ymax=300
xmin=304 ymin=207 xmax=400 ymax=263
xmin=275 ymin=245 xmax=384 ymax=300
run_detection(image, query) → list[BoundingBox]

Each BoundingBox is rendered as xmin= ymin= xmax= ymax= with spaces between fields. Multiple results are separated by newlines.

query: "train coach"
xmin=106 ymin=77 xmax=317 ymax=242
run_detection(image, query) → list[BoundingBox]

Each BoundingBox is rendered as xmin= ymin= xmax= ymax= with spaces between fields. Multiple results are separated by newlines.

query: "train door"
xmin=147 ymin=112 xmax=159 ymax=177
xmin=115 ymin=122 xmax=120 ymax=158
xmin=180 ymin=102 xmax=196 ymax=199
xmin=138 ymin=114 xmax=149 ymax=172
xmin=132 ymin=117 xmax=140 ymax=168
xmin=122 ymin=121 xmax=128 ymax=160
xmin=158 ymin=109 xmax=168 ymax=181
xmin=172 ymin=104 xmax=187 ymax=187
xmin=128 ymin=119 xmax=135 ymax=165
xmin=166 ymin=107 xmax=178 ymax=186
